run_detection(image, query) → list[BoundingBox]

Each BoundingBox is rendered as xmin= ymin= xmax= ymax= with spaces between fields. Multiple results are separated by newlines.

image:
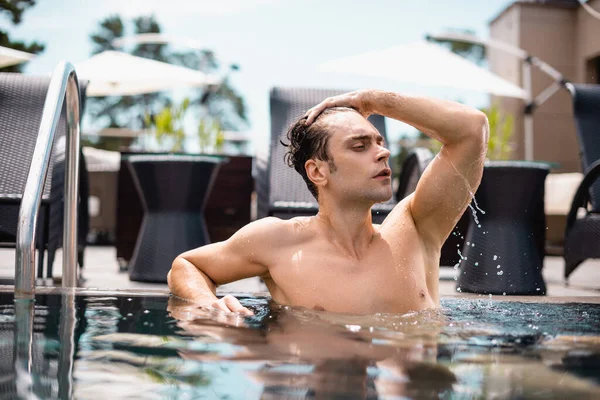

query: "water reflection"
xmin=58 ymin=290 xmax=76 ymax=399
xmin=167 ymin=297 xmax=455 ymax=399
xmin=165 ymin=297 xmax=600 ymax=399
xmin=1 ymin=292 xmax=600 ymax=399
xmin=11 ymin=291 xmax=78 ymax=399
xmin=13 ymin=299 xmax=36 ymax=399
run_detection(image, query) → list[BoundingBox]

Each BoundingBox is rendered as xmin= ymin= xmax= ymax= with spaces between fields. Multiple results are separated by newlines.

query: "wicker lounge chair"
xmin=0 ymin=73 xmax=89 ymax=279
xmin=396 ymin=147 xmax=434 ymax=201
xmin=564 ymin=84 xmax=600 ymax=280
xmin=257 ymin=87 xmax=395 ymax=223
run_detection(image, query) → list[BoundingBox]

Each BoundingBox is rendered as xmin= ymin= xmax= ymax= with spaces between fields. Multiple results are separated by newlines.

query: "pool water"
xmin=1 ymin=290 xmax=599 ymax=399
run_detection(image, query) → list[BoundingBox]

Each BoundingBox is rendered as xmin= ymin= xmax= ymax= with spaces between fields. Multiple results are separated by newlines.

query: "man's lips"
xmin=374 ymin=168 xmax=392 ymax=178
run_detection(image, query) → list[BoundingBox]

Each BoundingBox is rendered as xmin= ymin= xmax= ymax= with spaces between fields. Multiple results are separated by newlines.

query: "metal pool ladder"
xmin=15 ymin=61 xmax=81 ymax=297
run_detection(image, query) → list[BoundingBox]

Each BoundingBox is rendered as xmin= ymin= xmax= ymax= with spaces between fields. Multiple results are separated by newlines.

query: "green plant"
xmin=483 ymin=103 xmax=514 ymax=161
xmin=145 ymin=98 xmax=190 ymax=152
xmin=197 ymin=117 xmax=224 ymax=154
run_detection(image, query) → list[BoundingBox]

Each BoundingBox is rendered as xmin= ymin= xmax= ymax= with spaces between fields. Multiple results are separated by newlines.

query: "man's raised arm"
xmin=365 ymin=90 xmax=489 ymax=247
xmin=168 ymin=217 xmax=281 ymax=315
xmin=304 ymin=89 xmax=488 ymax=247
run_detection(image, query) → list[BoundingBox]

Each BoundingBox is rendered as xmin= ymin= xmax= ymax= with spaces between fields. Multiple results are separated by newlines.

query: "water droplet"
xmin=471 ymin=194 xmax=486 ymax=215
xmin=497 ymin=271 xmax=503 ymax=276
xmin=493 ymin=255 xmax=498 ymax=260
xmin=143 ymin=310 xmax=150 ymax=314
xmin=502 ymin=292 xmax=506 ymax=295
xmin=488 ymin=294 xmax=492 ymax=299
xmin=497 ymin=265 xmax=501 ymax=269
xmin=474 ymin=262 xmax=479 ymax=266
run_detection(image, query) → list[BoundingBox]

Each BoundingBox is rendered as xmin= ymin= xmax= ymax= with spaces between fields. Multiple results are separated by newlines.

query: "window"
xmin=585 ymin=55 xmax=600 ymax=84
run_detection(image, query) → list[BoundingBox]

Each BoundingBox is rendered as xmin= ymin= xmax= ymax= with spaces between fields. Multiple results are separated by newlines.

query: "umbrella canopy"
xmin=320 ymin=41 xmax=527 ymax=99
xmin=75 ymin=51 xmax=219 ymax=96
xmin=0 ymin=46 xmax=35 ymax=68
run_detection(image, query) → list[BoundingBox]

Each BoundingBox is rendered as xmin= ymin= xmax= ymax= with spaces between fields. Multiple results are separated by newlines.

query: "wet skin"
xmin=168 ymin=90 xmax=488 ymax=316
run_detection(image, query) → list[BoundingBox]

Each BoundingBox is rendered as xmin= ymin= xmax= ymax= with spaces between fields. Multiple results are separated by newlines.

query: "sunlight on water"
xmin=0 ymin=293 xmax=599 ymax=399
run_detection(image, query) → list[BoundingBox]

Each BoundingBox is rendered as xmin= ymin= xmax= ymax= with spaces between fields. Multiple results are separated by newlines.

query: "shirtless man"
xmin=168 ymin=89 xmax=489 ymax=315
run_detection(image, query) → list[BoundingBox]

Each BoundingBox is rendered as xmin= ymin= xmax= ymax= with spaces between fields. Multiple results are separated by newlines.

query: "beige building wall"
xmin=489 ymin=2 xmax=581 ymax=172
xmin=575 ymin=0 xmax=600 ymax=83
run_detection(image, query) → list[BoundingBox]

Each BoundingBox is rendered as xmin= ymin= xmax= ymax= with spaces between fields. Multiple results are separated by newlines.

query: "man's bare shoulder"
xmin=236 ymin=216 xmax=316 ymax=246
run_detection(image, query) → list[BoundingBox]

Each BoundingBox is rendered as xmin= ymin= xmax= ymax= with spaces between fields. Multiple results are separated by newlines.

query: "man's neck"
xmin=315 ymin=200 xmax=377 ymax=261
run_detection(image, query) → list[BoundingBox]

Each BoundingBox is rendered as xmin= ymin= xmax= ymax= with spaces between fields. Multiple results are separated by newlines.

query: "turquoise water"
xmin=0 ymin=291 xmax=599 ymax=399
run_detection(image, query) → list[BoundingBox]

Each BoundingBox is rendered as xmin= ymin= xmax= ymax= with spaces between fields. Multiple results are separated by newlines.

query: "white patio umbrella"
xmin=320 ymin=41 xmax=527 ymax=99
xmin=75 ymin=51 xmax=219 ymax=96
xmin=0 ymin=46 xmax=35 ymax=68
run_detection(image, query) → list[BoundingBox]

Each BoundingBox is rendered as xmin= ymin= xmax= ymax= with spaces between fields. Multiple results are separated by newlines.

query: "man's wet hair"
xmin=282 ymin=107 xmax=356 ymax=200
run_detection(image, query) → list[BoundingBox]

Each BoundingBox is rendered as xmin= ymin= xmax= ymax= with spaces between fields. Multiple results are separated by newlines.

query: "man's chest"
xmin=265 ymin=239 xmax=434 ymax=314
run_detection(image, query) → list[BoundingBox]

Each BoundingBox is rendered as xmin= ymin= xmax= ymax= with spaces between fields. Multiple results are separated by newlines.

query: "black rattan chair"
xmin=0 ymin=73 xmax=89 ymax=279
xmin=396 ymin=147 xmax=433 ymax=201
xmin=126 ymin=154 xmax=223 ymax=283
xmin=563 ymin=84 xmax=600 ymax=280
xmin=257 ymin=87 xmax=394 ymax=223
xmin=457 ymin=162 xmax=549 ymax=295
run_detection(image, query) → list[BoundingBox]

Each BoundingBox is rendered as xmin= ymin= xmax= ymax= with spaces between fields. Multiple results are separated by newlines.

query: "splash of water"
xmin=470 ymin=192 xmax=486 ymax=215
xmin=436 ymin=148 xmax=486 ymax=225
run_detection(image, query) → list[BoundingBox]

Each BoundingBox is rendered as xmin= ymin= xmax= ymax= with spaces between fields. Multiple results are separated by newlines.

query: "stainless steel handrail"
xmin=15 ymin=61 xmax=81 ymax=297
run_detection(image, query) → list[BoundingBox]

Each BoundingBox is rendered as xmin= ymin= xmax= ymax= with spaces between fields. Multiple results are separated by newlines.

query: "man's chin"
xmin=368 ymin=189 xmax=393 ymax=204
xmin=374 ymin=195 xmax=393 ymax=204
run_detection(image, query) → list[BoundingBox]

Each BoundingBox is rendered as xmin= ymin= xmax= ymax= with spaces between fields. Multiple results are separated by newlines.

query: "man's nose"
xmin=377 ymin=145 xmax=391 ymax=162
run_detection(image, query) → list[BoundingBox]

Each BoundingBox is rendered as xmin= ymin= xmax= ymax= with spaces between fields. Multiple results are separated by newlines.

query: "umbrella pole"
xmin=522 ymin=60 xmax=534 ymax=161
xmin=429 ymin=32 xmax=572 ymax=162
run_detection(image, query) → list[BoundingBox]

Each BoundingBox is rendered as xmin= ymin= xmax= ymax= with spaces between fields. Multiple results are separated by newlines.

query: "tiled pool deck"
xmin=0 ymin=246 xmax=599 ymax=301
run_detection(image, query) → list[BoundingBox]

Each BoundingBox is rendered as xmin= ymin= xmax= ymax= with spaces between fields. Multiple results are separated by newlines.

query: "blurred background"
xmin=2 ymin=0 xmax=600 ymax=279
xmin=1 ymin=0 xmax=538 ymax=155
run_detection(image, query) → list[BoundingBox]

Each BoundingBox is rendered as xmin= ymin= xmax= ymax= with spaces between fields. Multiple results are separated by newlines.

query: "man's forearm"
xmin=168 ymin=257 xmax=218 ymax=303
xmin=365 ymin=90 xmax=487 ymax=144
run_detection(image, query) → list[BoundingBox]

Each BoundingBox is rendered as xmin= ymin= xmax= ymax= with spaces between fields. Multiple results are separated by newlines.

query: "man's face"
xmin=319 ymin=111 xmax=392 ymax=205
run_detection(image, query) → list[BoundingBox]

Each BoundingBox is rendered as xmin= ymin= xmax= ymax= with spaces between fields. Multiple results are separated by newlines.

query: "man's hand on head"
xmin=304 ymin=89 xmax=374 ymax=125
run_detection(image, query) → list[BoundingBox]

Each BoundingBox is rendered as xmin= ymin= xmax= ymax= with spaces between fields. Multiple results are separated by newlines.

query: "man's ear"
xmin=305 ymin=159 xmax=328 ymax=189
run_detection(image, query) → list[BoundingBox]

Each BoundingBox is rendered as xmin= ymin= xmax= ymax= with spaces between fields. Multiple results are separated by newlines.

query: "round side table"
xmin=457 ymin=161 xmax=550 ymax=295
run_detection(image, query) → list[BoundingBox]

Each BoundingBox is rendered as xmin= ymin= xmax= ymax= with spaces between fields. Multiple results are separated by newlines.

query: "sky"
xmin=4 ymin=0 xmax=514 ymax=153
